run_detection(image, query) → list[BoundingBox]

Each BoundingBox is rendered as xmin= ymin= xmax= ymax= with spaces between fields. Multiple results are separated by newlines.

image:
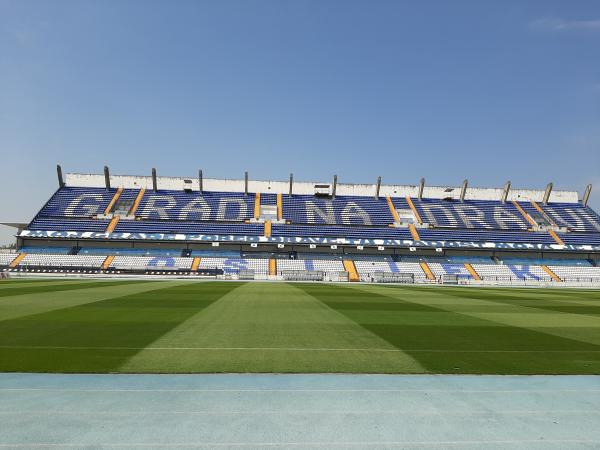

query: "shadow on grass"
xmin=296 ymin=283 xmax=600 ymax=374
xmin=0 ymin=282 xmax=243 ymax=373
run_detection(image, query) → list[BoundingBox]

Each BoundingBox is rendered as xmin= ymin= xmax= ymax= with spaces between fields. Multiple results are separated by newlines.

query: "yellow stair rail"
xmin=276 ymin=193 xmax=283 ymax=221
xmin=254 ymin=193 xmax=261 ymax=220
xmin=269 ymin=258 xmax=277 ymax=276
xmin=128 ymin=188 xmax=146 ymax=216
xmin=105 ymin=216 xmax=120 ymax=233
xmin=405 ymin=196 xmax=423 ymax=225
xmin=386 ymin=196 xmax=400 ymax=223
xmin=101 ymin=255 xmax=115 ymax=270
xmin=408 ymin=224 xmax=421 ymax=241
xmin=419 ymin=261 xmax=436 ymax=281
xmin=541 ymin=265 xmax=562 ymax=282
xmin=464 ymin=263 xmax=481 ymax=281
xmin=343 ymin=259 xmax=360 ymax=282
xmin=104 ymin=187 xmax=123 ymax=215
xmin=191 ymin=257 xmax=201 ymax=271
xmin=264 ymin=220 xmax=272 ymax=237
xmin=9 ymin=253 xmax=26 ymax=268
xmin=512 ymin=200 xmax=537 ymax=228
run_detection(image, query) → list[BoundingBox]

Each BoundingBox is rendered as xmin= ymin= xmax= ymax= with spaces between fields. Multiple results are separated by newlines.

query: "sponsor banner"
xmin=18 ymin=229 xmax=600 ymax=252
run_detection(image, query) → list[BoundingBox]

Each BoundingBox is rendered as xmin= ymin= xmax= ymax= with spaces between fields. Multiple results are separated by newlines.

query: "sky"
xmin=1 ymin=0 xmax=599 ymax=244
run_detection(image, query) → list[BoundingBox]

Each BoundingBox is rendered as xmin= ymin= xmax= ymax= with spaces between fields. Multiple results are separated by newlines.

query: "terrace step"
xmin=104 ymin=187 xmax=123 ymax=215
xmin=419 ymin=261 xmax=436 ymax=281
xmin=408 ymin=224 xmax=421 ymax=241
xmin=101 ymin=255 xmax=115 ymax=270
xmin=105 ymin=216 xmax=120 ymax=233
xmin=343 ymin=259 xmax=360 ymax=282
xmin=464 ymin=263 xmax=481 ymax=281
xmin=191 ymin=257 xmax=201 ymax=271
xmin=386 ymin=196 xmax=400 ymax=223
xmin=9 ymin=253 xmax=26 ymax=268
xmin=254 ymin=193 xmax=261 ymax=220
xmin=541 ymin=265 xmax=562 ymax=282
xmin=405 ymin=196 xmax=423 ymax=225
xmin=128 ymin=188 xmax=146 ymax=216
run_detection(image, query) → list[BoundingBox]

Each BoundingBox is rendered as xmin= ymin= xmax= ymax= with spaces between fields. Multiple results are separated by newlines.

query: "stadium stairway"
xmin=264 ymin=220 xmax=272 ymax=237
xmin=530 ymin=201 xmax=565 ymax=245
xmin=548 ymin=229 xmax=565 ymax=246
xmin=269 ymin=258 xmax=277 ymax=276
xmin=512 ymin=201 xmax=537 ymax=229
xmin=104 ymin=187 xmax=124 ymax=215
xmin=386 ymin=196 xmax=400 ymax=223
xmin=464 ymin=263 xmax=482 ymax=281
xmin=101 ymin=255 xmax=115 ymax=270
xmin=531 ymin=201 xmax=558 ymax=227
xmin=408 ymin=224 xmax=421 ymax=241
xmin=405 ymin=196 xmax=423 ymax=224
xmin=277 ymin=193 xmax=283 ymax=221
xmin=254 ymin=193 xmax=261 ymax=220
xmin=129 ymin=188 xmax=146 ymax=216
xmin=541 ymin=265 xmax=562 ymax=282
xmin=419 ymin=261 xmax=436 ymax=281
xmin=9 ymin=253 xmax=26 ymax=268
xmin=343 ymin=259 xmax=360 ymax=282
xmin=191 ymin=257 xmax=201 ymax=271
xmin=105 ymin=216 xmax=120 ymax=233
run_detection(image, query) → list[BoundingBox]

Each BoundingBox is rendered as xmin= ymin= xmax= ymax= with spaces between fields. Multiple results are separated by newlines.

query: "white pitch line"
xmin=2 ymin=388 xmax=600 ymax=393
xmin=0 ymin=409 xmax=598 ymax=415
xmin=0 ymin=440 xmax=599 ymax=447
xmin=0 ymin=345 xmax=599 ymax=353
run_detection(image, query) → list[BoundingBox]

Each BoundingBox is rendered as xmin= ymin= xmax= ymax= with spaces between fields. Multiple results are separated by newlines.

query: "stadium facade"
xmin=2 ymin=166 xmax=600 ymax=285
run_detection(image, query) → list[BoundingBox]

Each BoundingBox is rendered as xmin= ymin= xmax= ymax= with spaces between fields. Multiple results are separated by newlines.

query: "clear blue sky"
xmin=1 ymin=0 xmax=599 ymax=244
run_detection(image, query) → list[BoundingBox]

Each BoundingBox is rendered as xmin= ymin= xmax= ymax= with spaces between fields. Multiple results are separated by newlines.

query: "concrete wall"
xmin=65 ymin=173 xmax=580 ymax=203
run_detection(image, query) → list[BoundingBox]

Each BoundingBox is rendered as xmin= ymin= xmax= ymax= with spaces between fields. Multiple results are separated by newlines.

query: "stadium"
xmin=3 ymin=1 xmax=600 ymax=448
xmin=3 ymin=166 xmax=600 ymax=285
xmin=2 ymin=168 xmax=600 ymax=446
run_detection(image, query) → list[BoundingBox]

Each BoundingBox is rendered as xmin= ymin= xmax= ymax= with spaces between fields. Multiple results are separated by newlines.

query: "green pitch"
xmin=1 ymin=279 xmax=599 ymax=374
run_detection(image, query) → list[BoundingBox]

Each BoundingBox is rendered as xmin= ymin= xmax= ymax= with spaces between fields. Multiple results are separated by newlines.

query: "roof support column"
xmin=583 ymin=184 xmax=592 ymax=207
xmin=332 ymin=174 xmax=337 ymax=199
xmin=543 ymin=182 xmax=553 ymax=205
xmin=501 ymin=181 xmax=511 ymax=203
xmin=56 ymin=164 xmax=65 ymax=188
xmin=418 ymin=178 xmax=425 ymax=200
xmin=375 ymin=176 xmax=381 ymax=199
xmin=460 ymin=179 xmax=468 ymax=202
xmin=104 ymin=166 xmax=111 ymax=190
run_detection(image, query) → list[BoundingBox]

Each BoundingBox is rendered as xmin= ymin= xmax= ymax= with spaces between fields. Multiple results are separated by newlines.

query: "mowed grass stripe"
xmin=0 ymin=279 xmax=98 ymax=290
xmin=435 ymin=286 xmax=600 ymax=317
xmin=297 ymin=283 xmax=600 ymax=374
xmin=0 ymin=282 xmax=240 ymax=372
xmin=1 ymin=345 xmax=600 ymax=353
xmin=0 ymin=280 xmax=182 ymax=322
xmin=1 ymin=280 xmax=600 ymax=374
xmin=372 ymin=284 xmax=600 ymax=347
xmin=118 ymin=282 xmax=426 ymax=373
xmin=0 ymin=279 xmax=147 ymax=298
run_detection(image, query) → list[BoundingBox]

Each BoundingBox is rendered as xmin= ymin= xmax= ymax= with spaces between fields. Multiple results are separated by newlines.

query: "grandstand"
xmin=2 ymin=166 xmax=600 ymax=286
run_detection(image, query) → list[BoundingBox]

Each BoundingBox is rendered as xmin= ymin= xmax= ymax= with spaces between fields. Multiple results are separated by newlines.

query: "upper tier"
xmin=33 ymin=186 xmax=600 ymax=233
